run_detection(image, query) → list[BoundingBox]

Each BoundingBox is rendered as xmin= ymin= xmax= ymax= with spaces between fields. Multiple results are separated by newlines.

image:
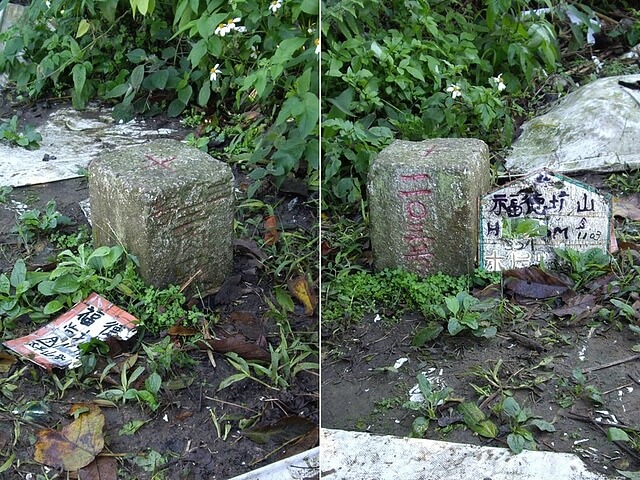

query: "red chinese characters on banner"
xmin=399 ymin=172 xmax=434 ymax=275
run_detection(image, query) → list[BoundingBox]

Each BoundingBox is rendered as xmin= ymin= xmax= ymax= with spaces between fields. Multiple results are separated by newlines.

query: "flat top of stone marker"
xmin=91 ymin=139 xmax=231 ymax=187
xmin=371 ymin=138 xmax=488 ymax=174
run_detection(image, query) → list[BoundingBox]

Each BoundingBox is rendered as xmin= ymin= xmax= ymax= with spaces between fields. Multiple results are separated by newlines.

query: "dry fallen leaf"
xmin=263 ymin=215 xmax=279 ymax=246
xmin=241 ymin=415 xmax=316 ymax=445
xmin=79 ymin=455 xmax=117 ymax=480
xmin=288 ymin=276 xmax=317 ymax=316
xmin=197 ymin=334 xmax=270 ymax=362
xmin=34 ymin=404 xmax=105 ymax=471
xmin=613 ymin=196 xmax=640 ymax=221
xmin=0 ymin=350 xmax=17 ymax=374
xmin=503 ymin=267 xmax=571 ymax=299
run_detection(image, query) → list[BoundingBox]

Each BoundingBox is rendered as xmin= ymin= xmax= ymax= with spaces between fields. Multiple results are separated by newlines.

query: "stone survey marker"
xmin=89 ymin=139 xmax=234 ymax=293
xmin=479 ymin=170 xmax=612 ymax=272
xmin=368 ymin=139 xmax=490 ymax=276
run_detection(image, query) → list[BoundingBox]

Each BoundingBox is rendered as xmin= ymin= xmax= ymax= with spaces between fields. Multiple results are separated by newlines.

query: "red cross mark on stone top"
xmin=144 ymin=154 xmax=177 ymax=171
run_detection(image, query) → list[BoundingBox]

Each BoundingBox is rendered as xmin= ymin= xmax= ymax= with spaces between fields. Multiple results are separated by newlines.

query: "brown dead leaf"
xmin=288 ymin=276 xmax=317 ymax=316
xmin=276 ymin=426 xmax=319 ymax=461
xmin=503 ymin=267 xmax=571 ymax=299
xmin=552 ymin=294 xmax=598 ymax=320
xmin=79 ymin=456 xmax=117 ymax=480
xmin=234 ymin=238 xmax=268 ymax=260
xmin=241 ymin=416 xmax=316 ymax=445
xmin=197 ymin=334 xmax=270 ymax=362
xmin=263 ymin=215 xmax=279 ymax=246
xmin=613 ymin=196 xmax=640 ymax=221
xmin=167 ymin=325 xmax=200 ymax=336
xmin=229 ymin=311 xmax=265 ymax=340
xmin=0 ymin=350 xmax=17 ymax=373
xmin=34 ymin=404 xmax=105 ymax=471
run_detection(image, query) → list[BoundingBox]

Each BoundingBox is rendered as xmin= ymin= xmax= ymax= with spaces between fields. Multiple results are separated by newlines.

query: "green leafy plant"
xmin=501 ymin=217 xmax=548 ymax=239
xmin=219 ymin=322 xmax=318 ymax=391
xmin=0 ymin=186 xmax=12 ymax=203
xmin=0 ymin=115 xmax=42 ymax=149
xmin=12 ymin=200 xmax=72 ymax=246
xmin=322 ymin=0 xmax=560 ymax=206
xmin=0 ymin=0 xmax=318 ymax=196
xmin=97 ymin=354 xmax=162 ymax=411
xmin=431 ymin=291 xmax=499 ymax=338
xmin=494 ymin=395 xmax=556 ymax=454
xmin=402 ymin=373 xmax=454 ymax=437
xmin=554 ymin=247 xmax=611 ymax=289
xmin=556 ymin=367 xmax=603 ymax=408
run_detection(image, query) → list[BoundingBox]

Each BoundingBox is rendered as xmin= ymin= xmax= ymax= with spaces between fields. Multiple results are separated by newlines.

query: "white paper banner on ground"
xmin=3 ymin=293 xmax=137 ymax=369
xmin=479 ymin=169 xmax=614 ymax=272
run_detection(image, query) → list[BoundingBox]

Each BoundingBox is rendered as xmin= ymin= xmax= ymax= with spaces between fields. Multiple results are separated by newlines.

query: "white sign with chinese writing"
xmin=479 ymin=169 xmax=613 ymax=272
xmin=3 ymin=293 xmax=138 ymax=369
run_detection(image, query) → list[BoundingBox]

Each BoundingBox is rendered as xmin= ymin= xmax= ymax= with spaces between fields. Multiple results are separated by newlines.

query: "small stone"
xmin=89 ymin=139 xmax=234 ymax=294
xmin=367 ymin=138 xmax=490 ymax=276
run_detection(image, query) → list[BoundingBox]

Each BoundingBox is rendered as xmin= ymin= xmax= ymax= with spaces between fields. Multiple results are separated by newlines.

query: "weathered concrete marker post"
xmin=368 ymin=139 xmax=490 ymax=276
xmin=89 ymin=139 xmax=234 ymax=294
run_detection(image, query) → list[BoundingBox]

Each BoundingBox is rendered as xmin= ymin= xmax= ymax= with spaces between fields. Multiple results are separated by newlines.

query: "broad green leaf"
xmin=217 ymin=373 xmax=247 ymax=391
xmin=501 ymin=396 xmax=520 ymax=418
xmin=507 ymin=432 xmax=526 ymax=454
xmin=177 ymin=85 xmax=192 ymax=104
xmin=530 ymin=419 xmax=556 ymax=433
xmin=130 ymin=65 xmax=145 ymax=89
xmin=167 ymin=99 xmax=186 ymax=117
xmin=444 ymin=296 xmax=459 ymax=315
xmin=15 ymin=280 xmax=30 ymax=296
xmin=104 ymin=83 xmax=130 ymax=99
xmin=126 ymin=48 xmax=147 ymax=63
xmin=10 ymin=259 xmax=26 ymax=288
xmin=43 ymin=300 xmax=64 ymax=315
xmin=188 ymin=39 xmax=207 ymax=68
xmin=76 ymin=19 xmax=90 ymax=38
xmin=411 ymin=416 xmax=429 ymax=437
xmin=0 ymin=274 xmax=9 ymax=295
xmin=447 ymin=318 xmax=463 ymax=335
xmin=52 ymin=274 xmax=80 ymax=294
xmin=608 ymin=427 xmax=631 ymax=442
xmin=412 ymin=323 xmax=443 ymax=346
xmin=472 ymin=419 xmax=498 ymax=438
xmin=118 ymin=419 xmax=148 ymax=436
xmin=198 ymin=82 xmax=211 ymax=107
xmin=72 ymin=63 xmax=86 ymax=95
xmin=145 ymin=372 xmax=162 ymax=395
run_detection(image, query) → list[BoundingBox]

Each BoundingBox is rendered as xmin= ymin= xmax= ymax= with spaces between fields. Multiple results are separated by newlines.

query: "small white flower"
xmin=592 ymin=55 xmax=604 ymax=73
xmin=250 ymin=45 xmax=258 ymax=59
xmin=45 ymin=0 xmax=51 ymax=7
xmin=214 ymin=23 xmax=230 ymax=36
xmin=269 ymin=0 xmax=283 ymax=13
xmin=227 ymin=17 xmax=241 ymax=30
xmin=210 ymin=64 xmax=221 ymax=82
xmin=235 ymin=26 xmax=247 ymax=33
xmin=492 ymin=73 xmax=506 ymax=92
xmin=446 ymin=84 xmax=462 ymax=99
xmin=314 ymin=38 xmax=320 ymax=55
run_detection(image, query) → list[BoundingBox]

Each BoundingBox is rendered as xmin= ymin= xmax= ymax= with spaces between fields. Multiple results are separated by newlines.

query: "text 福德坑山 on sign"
xmin=479 ymin=169 xmax=615 ymax=272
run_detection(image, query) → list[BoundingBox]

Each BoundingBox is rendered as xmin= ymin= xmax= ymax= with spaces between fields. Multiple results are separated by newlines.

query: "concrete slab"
xmin=506 ymin=75 xmax=640 ymax=175
xmin=0 ymin=104 xmax=181 ymax=188
xmin=320 ymin=429 xmax=616 ymax=479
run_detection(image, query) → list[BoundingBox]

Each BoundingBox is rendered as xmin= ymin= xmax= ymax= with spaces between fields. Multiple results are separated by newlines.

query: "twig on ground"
xmin=583 ymin=354 xmax=640 ymax=373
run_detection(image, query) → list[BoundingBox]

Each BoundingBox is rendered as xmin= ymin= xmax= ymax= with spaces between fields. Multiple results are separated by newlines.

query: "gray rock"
xmin=89 ymin=139 xmax=234 ymax=294
xmin=506 ymin=74 xmax=640 ymax=175
xmin=368 ymin=139 xmax=490 ymax=277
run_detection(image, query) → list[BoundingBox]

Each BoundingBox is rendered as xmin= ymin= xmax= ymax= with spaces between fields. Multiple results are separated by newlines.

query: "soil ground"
xmin=0 ymin=104 xmax=319 ymax=479
xmin=322 ymin=179 xmax=640 ymax=478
